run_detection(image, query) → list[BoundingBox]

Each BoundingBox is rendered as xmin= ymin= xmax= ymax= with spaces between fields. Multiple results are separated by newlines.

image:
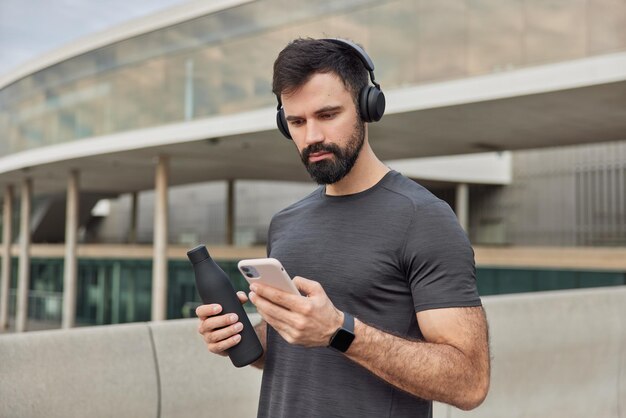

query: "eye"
xmin=320 ymin=113 xmax=336 ymax=120
xmin=289 ymin=119 xmax=304 ymax=127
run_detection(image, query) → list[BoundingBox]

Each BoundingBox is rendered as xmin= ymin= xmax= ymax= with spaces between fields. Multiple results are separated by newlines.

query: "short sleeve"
xmin=401 ymin=201 xmax=482 ymax=312
xmin=266 ymin=216 xmax=275 ymax=257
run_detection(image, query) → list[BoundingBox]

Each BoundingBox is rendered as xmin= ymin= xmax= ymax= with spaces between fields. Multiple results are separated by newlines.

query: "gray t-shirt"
xmin=257 ymin=170 xmax=481 ymax=418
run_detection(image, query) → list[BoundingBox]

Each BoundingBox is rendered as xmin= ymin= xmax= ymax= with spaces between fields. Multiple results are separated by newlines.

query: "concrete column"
xmin=455 ymin=183 xmax=469 ymax=233
xmin=184 ymin=58 xmax=194 ymax=121
xmin=16 ymin=178 xmax=32 ymax=332
xmin=128 ymin=191 xmax=138 ymax=244
xmin=0 ymin=185 xmax=14 ymax=330
xmin=226 ymin=179 xmax=235 ymax=246
xmin=111 ymin=261 xmax=121 ymax=324
xmin=62 ymin=170 xmax=79 ymax=329
xmin=151 ymin=155 xmax=169 ymax=321
xmin=126 ymin=270 xmax=136 ymax=323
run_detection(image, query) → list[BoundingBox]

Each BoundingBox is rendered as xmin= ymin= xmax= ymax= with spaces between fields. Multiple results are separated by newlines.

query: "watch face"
xmin=331 ymin=328 xmax=355 ymax=352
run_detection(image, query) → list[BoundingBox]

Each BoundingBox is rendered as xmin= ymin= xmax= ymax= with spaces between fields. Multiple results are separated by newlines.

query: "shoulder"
xmin=384 ymin=172 xmax=470 ymax=253
xmin=380 ymin=171 xmax=448 ymax=214
xmin=267 ymin=187 xmax=321 ymax=253
xmin=270 ymin=186 xmax=322 ymax=226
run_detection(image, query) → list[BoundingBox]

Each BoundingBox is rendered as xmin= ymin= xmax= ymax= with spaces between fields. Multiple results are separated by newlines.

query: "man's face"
xmin=281 ymin=72 xmax=365 ymax=185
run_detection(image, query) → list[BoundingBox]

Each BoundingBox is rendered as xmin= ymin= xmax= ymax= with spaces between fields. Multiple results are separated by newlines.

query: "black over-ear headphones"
xmin=276 ymin=38 xmax=386 ymax=140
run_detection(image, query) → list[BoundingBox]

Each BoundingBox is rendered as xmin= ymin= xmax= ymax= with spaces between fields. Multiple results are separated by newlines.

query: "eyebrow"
xmin=285 ymin=105 xmax=344 ymax=121
xmin=315 ymin=105 xmax=343 ymax=115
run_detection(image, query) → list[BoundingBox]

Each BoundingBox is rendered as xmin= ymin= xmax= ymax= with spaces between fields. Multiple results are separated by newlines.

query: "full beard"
xmin=300 ymin=120 xmax=365 ymax=185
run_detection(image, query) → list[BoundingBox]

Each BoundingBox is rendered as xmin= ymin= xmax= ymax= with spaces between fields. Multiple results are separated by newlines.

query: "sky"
xmin=0 ymin=0 xmax=189 ymax=77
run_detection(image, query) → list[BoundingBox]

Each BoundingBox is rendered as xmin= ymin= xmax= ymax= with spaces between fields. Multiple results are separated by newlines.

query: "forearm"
xmin=344 ymin=319 xmax=488 ymax=410
xmin=250 ymin=320 xmax=267 ymax=369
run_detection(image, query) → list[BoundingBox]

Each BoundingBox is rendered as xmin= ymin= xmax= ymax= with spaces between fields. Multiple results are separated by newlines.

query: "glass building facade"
xmin=1 ymin=0 xmax=625 ymax=329
xmin=5 ymin=256 xmax=626 ymax=326
xmin=1 ymin=0 xmax=625 ymax=156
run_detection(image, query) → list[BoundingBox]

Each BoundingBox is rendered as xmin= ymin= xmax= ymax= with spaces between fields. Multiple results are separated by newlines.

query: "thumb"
xmin=293 ymin=276 xmax=323 ymax=296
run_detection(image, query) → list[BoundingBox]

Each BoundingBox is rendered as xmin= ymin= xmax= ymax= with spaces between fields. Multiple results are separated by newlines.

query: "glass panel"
xmin=416 ymin=0 xmax=468 ymax=82
xmin=524 ymin=0 xmax=587 ymax=65
xmin=358 ymin=0 xmax=419 ymax=86
xmin=467 ymin=0 xmax=524 ymax=75
xmin=535 ymin=269 xmax=576 ymax=292
xmin=588 ymin=0 xmax=626 ymax=54
xmin=2 ymin=0 xmax=626 ymax=157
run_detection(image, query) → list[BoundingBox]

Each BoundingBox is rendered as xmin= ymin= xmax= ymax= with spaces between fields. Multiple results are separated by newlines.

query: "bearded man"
xmin=197 ymin=38 xmax=490 ymax=418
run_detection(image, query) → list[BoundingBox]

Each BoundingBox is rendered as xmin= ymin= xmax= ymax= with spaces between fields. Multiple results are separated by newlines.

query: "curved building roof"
xmin=1 ymin=0 xmax=625 ymax=193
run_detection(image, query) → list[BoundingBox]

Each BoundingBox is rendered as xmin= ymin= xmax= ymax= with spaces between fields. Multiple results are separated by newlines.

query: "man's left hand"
xmin=249 ymin=276 xmax=343 ymax=347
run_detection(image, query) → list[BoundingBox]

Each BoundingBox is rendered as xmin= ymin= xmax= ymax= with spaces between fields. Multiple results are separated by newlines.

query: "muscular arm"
xmin=249 ymin=278 xmax=490 ymax=410
xmin=345 ymin=307 xmax=490 ymax=410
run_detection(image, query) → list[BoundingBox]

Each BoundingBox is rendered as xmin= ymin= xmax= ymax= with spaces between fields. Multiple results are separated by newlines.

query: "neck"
xmin=325 ymin=139 xmax=390 ymax=196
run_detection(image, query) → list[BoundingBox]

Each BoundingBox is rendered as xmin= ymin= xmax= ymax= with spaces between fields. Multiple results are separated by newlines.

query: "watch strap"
xmin=343 ymin=312 xmax=354 ymax=333
xmin=328 ymin=311 xmax=356 ymax=352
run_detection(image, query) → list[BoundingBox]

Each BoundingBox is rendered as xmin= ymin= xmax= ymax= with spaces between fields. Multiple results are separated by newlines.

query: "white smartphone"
xmin=237 ymin=258 xmax=299 ymax=295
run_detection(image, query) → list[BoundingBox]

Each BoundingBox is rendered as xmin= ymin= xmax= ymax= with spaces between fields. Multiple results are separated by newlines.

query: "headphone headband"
xmin=322 ymin=38 xmax=380 ymax=90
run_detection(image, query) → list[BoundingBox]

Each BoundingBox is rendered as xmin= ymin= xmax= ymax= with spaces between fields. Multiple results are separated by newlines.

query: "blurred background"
xmin=0 ymin=0 xmax=624 ymax=328
xmin=1 ymin=1 xmax=625 ymax=417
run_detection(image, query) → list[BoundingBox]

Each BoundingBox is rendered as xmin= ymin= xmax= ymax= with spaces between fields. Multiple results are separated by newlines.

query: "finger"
xmin=250 ymin=282 xmax=301 ymax=310
xmin=249 ymin=291 xmax=298 ymax=329
xmin=204 ymin=320 xmax=244 ymax=344
xmin=252 ymin=300 xmax=301 ymax=345
xmin=198 ymin=312 xmax=239 ymax=334
xmin=236 ymin=291 xmax=249 ymax=304
xmin=196 ymin=304 xmax=222 ymax=319
xmin=208 ymin=333 xmax=242 ymax=354
xmin=292 ymin=276 xmax=322 ymax=296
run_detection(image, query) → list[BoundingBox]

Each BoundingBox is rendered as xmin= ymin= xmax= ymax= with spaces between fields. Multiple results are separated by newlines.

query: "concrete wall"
xmin=95 ymin=180 xmax=316 ymax=246
xmin=1 ymin=288 xmax=625 ymax=417
xmin=470 ymin=141 xmax=626 ymax=247
xmin=438 ymin=286 xmax=626 ymax=417
xmin=0 ymin=322 xmax=159 ymax=418
xmin=149 ymin=319 xmax=262 ymax=418
xmin=0 ymin=317 xmax=262 ymax=418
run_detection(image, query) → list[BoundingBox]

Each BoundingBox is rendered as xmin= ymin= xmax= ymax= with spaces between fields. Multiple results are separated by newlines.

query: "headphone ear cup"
xmin=359 ymin=87 xmax=372 ymax=122
xmin=359 ymin=86 xmax=386 ymax=123
xmin=367 ymin=88 xmax=385 ymax=122
xmin=276 ymin=108 xmax=292 ymax=140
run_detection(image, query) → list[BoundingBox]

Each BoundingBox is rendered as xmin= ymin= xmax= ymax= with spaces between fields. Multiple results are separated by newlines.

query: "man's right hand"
xmin=196 ymin=291 xmax=248 ymax=356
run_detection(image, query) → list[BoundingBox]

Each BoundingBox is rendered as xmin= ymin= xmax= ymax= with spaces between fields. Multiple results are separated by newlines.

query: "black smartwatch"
xmin=328 ymin=312 xmax=355 ymax=352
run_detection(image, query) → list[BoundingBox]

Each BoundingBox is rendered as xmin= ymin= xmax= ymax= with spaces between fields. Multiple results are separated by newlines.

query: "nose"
xmin=304 ymin=120 xmax=324 ymax=146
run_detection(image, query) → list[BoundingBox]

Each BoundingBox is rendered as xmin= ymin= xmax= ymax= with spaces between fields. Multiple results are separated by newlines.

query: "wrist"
xmin=324 ymin=308 xmax=344 ymax=341
xmin=335 ymin=309 xmax=344 ymax=332
xmin=328 ymin=311 xmax=355 ymax=352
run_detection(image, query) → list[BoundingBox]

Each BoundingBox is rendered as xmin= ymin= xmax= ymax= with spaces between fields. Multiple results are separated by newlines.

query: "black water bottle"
xmin=187 ymin=245 xmax=263 ymax=367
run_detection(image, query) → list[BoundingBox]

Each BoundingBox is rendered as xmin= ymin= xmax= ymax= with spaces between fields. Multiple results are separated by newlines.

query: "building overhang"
xmin=1 ymin=52 xmax=624 ymax=194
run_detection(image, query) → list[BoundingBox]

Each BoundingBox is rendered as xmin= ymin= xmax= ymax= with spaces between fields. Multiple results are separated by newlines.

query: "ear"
xmin=276 ymin=108 xmax=292 ymax=140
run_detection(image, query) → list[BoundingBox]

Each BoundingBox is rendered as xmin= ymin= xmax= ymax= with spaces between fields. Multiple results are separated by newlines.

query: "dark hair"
xmin=272 ymin=38 xmax=368 ymax=109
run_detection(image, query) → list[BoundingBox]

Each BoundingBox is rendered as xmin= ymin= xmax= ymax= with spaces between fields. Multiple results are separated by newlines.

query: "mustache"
xmin=301 ymin=143 xmax=342 ymax=161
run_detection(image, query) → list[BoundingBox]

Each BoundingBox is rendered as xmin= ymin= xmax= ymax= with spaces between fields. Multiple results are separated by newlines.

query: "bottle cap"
xmin=187 ymin=245 xmax=210 ymax=264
